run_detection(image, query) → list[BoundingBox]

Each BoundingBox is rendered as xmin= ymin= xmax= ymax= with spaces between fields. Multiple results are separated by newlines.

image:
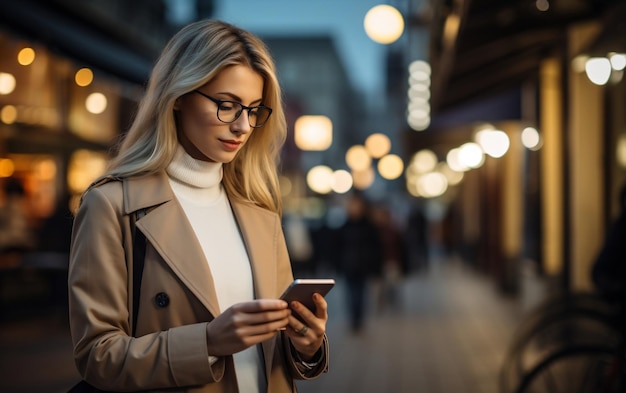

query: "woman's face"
xmin=175 ymin=64 xmax=265 ymax=162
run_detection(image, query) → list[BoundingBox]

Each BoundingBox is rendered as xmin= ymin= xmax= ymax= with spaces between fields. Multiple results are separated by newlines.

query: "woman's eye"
xmin=219 ymin=102 xmax=237 ymax=111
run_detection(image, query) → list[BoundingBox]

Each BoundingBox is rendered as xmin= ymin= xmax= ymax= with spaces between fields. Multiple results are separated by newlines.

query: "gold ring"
xmin=297 ymin=325 xmax=309 ymax=336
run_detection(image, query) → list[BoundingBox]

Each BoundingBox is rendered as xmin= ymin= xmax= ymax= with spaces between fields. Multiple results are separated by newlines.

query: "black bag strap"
xmin=67 ymin=208 xmax=148 ymax=393
xmin=130 ymin=208 xmax=147 ymax=337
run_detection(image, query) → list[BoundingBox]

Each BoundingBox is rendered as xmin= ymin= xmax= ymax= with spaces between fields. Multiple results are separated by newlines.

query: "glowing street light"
xmin=364 ymin=5 xmax=404 ymax=44
xmin=295 ymin=115 xmax=333 ymax=151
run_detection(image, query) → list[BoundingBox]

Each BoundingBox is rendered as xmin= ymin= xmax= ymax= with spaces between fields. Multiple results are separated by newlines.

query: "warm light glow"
xmin=17 ymin=47 xmax=35 ymax=65
xmin=521 ymin=127 xmax=542 ymax=150
xmin=410 ymin=149 xmax=437 ymax=174
xmin=0 ymin=158 xmax=15 ymax=177
xmin=475 ymin=129 xmax=510 ymax=158
xmin=535 ymin=0 xmax=549 ymax=12
xmin=378 ymin=154 xmax=404 ymax=180
xmin=571 ymin=55 xmax=589 ymax=73
xmin=34 ymin=159 xmax=57 ymax=180
xmin=67 ymin=149 xmax=107 ymax=193
xmin=331 ymin=170 xmax=353 ymax=194
xmin=75 ymin=68 xmax=94 ymax=87
xmin=352 ymin=167 xmax=375 ymax=190
xmin=442 ymin=14 xmax=460 ymax=49
xmin=407 ymin=60 xmax=432 ymax=131
xmin=306 ymin=165 xmax=334 ymax=194
xmin=417 ymin=172 xmax=448 ymax=198
xmin=1 ymin=105 xmax=17 ymax=124
xmin=345 ymin=145 xmax=372 ymax=171
xmin=0 ymin=73 xmax=16 ymax=95
xmin=409 ymin=60 xmax=431 ymax=79
xmin=585 ymin=57 xmax=612 ymax=85
xmin=294 ymin=115 xmax=332 ymax=151
xmin=86 ymin=92 xmax=107 ymax=114
xmin=365 ymin=133 xmax=391 ymax=158
xmin=458 ymin=142 xmax=484 ymax=168
xmin=407 ymin=113 xmax=430 ymax=131
xmin=437 ymin=162 xmax=463 ymax=186
xmin=609 ymin=53 xmax=626 ymax=71
xmin=364 ymin=5 xmax=404 ymax=44
xmin=446 ymin=148 xmax=469 ymax=172
xmin=617 ymin=134 xmax=626 ymax=169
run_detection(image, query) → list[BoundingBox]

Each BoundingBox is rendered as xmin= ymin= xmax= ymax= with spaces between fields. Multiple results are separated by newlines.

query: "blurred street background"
xmin=1 ymin=0 xmax=625 ymax=392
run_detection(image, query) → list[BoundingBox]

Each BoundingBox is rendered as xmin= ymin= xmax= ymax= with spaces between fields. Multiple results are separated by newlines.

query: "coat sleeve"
xmin=68 ymin=184 xmax=224 ymax=391
xmin=274 ymin=218 xmax=330 ymax=379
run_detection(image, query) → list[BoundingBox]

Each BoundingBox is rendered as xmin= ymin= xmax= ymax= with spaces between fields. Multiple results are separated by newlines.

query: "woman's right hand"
xmin=206 ymin=299 xmax=290 ymax=356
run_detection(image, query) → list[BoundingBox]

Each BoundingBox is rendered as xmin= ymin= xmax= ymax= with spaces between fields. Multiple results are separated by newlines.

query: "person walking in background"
xmin=372 ymin=204 xmax=407 ymax=313
xmin=68 ymin=19 xmax=329 ymax=392
xmin=334 ymin=192 xmax=383 ymax=333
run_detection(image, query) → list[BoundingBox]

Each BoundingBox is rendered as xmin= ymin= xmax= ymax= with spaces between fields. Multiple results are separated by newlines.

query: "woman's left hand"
xmin=285 ymin=293 xmax=328 ymax=360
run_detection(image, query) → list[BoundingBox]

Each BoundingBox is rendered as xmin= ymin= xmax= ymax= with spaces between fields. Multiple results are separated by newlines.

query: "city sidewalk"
xmin=297 ymin=258 xmax=527 ymax=393
xmin=0 ymin=257 xmax=529 ymax=393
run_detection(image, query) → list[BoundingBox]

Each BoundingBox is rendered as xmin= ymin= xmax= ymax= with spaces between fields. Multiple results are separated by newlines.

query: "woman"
xmin=68 ymin=20 xmax=329 ymax=392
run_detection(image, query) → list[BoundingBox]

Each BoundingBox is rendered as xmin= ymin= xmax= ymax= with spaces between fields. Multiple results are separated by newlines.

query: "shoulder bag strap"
xmin=130 ymin=208 xmax=147 ymax=337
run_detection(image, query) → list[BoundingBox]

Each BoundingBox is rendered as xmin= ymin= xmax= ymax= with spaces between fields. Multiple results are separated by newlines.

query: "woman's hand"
xmin=206 ymin=299 xmax=290 ymax=356
xmin=285 ymin=293 xmax=328 ymax=360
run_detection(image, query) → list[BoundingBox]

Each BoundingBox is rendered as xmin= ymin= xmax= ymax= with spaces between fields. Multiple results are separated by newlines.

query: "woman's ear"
xmin=173 ymin=98 xmax=181 ymax=111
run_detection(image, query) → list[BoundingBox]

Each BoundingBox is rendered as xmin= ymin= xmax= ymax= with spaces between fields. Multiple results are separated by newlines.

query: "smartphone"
xmin=279 ymin=278 xmax=335 ymax=314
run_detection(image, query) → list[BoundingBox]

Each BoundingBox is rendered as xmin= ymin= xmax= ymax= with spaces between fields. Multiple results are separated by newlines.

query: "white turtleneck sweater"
xmin=166 ymin=146 xmax=264 ymax=393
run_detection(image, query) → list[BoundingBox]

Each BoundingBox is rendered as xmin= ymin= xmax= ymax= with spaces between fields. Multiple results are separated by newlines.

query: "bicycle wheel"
xmin=515 ymin=345 xmax=624 ymax=393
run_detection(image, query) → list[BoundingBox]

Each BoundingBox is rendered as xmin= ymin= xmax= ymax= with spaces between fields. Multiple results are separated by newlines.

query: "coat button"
xmin=154 ymin=292 xmax=170 ymax=308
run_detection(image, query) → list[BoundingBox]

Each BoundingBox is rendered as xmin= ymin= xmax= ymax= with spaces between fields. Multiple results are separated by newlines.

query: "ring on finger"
xmin=296 ymin=325 xmax=309 ymax=336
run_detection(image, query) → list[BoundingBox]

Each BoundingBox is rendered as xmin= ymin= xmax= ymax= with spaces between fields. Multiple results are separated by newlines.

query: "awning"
xmin=427 ymin=0 xmax=617 ymax=114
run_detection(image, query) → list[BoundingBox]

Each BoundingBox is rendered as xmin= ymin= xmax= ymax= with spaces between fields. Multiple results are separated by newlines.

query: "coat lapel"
xmin=123 ymin=173 xmax=281 ymax=380
xmin=230 ymin=199 xmax=277 ymax=301
xmin=230 ymin=199 xmax=281 ymax=382
xmin=124 ymin=172 xmax=221 ymax=318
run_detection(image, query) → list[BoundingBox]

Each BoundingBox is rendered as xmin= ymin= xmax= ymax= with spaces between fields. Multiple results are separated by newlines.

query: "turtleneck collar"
xmin=166 ymin=144 xmax=224 ymax=203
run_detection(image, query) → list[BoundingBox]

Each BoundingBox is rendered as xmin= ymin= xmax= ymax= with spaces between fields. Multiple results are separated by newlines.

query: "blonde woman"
xmin=68 ymin=20 xmax=329 ymax=392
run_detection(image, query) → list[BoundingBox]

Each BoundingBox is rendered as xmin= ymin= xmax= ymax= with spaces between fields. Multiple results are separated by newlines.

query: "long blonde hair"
xmin=103 ymin=20 xmax=286 ymax=214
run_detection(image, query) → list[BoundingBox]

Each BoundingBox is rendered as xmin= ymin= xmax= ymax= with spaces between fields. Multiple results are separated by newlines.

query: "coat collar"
xmin=122 ymin=171 xmax=277 ymax=317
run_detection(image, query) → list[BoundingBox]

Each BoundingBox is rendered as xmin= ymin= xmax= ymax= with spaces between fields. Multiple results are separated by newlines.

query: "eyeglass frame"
xmin=192 ymin=90 xmax=273 ymax=128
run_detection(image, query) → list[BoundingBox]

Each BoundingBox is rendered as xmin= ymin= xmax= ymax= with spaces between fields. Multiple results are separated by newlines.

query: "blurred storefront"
xmin=0 ymin=0 xmax=176 ymax=313
xmin=400 ymin=0 xmax=626 ymax=299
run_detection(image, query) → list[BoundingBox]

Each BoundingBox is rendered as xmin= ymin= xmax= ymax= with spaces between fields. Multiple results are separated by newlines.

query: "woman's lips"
xmin=220 ymin=139 xmax=242 ymax=152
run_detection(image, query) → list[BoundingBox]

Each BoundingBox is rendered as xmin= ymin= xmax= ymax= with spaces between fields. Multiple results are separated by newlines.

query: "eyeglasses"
xmin=192 ymin=90 xmax=272 ymax=128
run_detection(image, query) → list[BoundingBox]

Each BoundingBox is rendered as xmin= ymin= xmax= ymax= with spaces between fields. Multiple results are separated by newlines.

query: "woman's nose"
xmin=230 ymin=110 xmax=252 ymax=134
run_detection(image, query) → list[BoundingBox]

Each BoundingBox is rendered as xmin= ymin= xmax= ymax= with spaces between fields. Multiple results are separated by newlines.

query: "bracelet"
xmin=293 ymin=349 xmax=321 ymax=369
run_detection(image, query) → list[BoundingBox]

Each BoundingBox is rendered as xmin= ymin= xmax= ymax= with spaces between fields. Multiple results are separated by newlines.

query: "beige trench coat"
xmin=68 ymin=172 xmax=329 ymax=392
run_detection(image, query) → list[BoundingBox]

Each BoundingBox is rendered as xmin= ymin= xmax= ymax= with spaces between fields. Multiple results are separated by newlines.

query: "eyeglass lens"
xmin=217 ymin=101 xmax=271 ymax=128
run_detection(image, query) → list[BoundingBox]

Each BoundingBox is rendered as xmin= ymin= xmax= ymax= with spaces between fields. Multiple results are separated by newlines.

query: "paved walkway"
xmin=297 ymin=259 xmax=525 ymax=393
xmin=0 ymin=257 xmax=531 ymax=393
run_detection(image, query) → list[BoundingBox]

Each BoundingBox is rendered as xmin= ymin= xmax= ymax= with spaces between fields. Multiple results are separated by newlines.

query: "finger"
xmin=233 ymin=299 xmax=289 ymax=313
xmin=312 ymin=293 xmax=328 ymax=319
xmin=241 ymin=318 xmax=289 ymax=337
xmin=230 ymin=309 xmax=290 ymax=331
xmin=289 ymin=300 xmax=315 ymax=323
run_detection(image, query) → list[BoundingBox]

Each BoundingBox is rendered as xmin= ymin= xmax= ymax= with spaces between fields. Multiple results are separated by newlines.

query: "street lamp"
xmin=364 ymin=5 xmax=404 ymax=45
xmin=294 ymin=115 xmax=332 ymax=151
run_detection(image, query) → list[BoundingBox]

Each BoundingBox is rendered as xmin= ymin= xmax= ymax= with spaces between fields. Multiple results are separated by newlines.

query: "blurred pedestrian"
xmin=68 ymin=19 xmax=329 ymax=393
xmin=334 ymin=192 xmax=383 ymax=332
xmin=372 ymin=204 xmax=407 ymax=312
xmin=407 ymin=203 xmax=429 ymax=272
